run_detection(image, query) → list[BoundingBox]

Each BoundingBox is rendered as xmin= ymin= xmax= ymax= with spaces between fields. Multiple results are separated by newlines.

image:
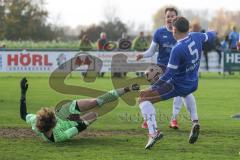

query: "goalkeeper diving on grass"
xmin=20 ymin=77 xmax=140 ymax=143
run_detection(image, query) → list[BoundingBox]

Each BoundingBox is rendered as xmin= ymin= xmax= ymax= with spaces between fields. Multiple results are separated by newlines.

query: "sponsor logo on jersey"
xmin=162 ymin=43 xmax=174 ymax=48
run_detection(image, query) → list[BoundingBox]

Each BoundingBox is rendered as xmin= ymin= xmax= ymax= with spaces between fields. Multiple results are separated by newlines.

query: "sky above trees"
xmin=45 ymin=0 xmax=239 ymax=30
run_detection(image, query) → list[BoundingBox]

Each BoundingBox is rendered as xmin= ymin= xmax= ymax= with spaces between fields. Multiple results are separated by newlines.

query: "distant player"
xmin=20 ymin=78 xmax=139 ymax=142
xmin=228 ymin=26 xmax=239 ymax=50
xmin=138 ymin=16 xmax=216 ymax=149
xmin=136 ymin=7 xmax=197 ymax=130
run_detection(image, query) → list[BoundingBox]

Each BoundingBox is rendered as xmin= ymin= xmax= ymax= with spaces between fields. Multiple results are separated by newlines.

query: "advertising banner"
xmin=0 ymin=50 xmax=222 ymax=72
xmin=224 ymin=51 xmax=240 ymax=72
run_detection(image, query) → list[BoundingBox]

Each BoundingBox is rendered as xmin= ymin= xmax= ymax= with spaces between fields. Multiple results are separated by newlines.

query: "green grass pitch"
xmin=0 ymin=72 xmax=239 ymax=160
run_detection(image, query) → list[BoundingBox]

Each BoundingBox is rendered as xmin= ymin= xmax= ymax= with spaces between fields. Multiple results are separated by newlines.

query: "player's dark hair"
xmin=165 ymin=7 xmax=178 ymax=16
xmin=172 ymin=16 xmax=189 ymax=33
xmin=36 ymin=108 xmax=56 ymax=132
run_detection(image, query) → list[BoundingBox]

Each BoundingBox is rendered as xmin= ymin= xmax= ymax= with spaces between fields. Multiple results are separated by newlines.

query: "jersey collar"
xmin=165 ymin=26 xmax=173 ymax=32
xmin=177 ymin=36 xmax=189 ymax=42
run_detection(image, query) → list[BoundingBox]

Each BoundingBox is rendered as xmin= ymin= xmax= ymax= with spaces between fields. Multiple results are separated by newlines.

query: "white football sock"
xmin=183 ymin=94 xmax=198 ymax=121
xmin=139 ymin=101 xmax=158 ymax=135
xmin=172 ymin=96 xmax=183 ymax=120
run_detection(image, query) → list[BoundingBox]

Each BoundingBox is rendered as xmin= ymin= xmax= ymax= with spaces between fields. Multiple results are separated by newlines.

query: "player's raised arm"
xmin=136 ymin=29 xmax=160 ymax=61
xmin=198 ymin=31 xmax=216 ymax=44
xmin=136 ymin=41 xmax=158 ymax=61
xmin=205 ymin=31 xmax=216 ymax=43
xmin=20 ymin=77 xmax=28 ymax=121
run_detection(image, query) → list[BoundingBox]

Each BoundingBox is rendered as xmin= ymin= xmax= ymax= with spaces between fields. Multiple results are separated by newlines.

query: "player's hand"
xmin=136 ymin=54 xmax=143 ymax=61
xmin=20 ymin=77 xmax=28 ymax=94
xmin=130 ymin=84 xmax=140 ymax=91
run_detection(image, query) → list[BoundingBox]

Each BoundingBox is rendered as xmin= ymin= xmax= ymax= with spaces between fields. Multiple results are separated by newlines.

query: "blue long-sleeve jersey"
xmin=159 ymin=31 xmax=216 ymax=95
xmin=153 ymin=26 xmax=177 ymax=66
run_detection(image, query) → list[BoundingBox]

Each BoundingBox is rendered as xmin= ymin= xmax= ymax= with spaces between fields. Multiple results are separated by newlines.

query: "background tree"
xmin=1 ymin=0 xmax=59 ymax=40
xmin=79 ymin=4 xmax=128 ymax=42
xmin=100 ymin=18 xmax=128 ymax=41
xmin=152 ymin=6 xmax=240 ymax=39
xmin=181 ymin=9 xmax=210 ymax=30
xmin=79 ymin=25 xmax=104 ymax=42
xmin=0 ymin=0 xmax=5 ymax=39
xmin=209 ymin=9 xmax=240 ymax=37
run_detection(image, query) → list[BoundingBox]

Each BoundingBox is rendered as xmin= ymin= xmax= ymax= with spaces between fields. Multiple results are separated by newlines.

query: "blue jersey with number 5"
xmin=160 ymin=32 xmax=216 ymax=95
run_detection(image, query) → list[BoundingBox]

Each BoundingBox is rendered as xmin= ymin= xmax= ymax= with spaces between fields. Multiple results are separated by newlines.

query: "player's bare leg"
xmin=73 ymin=84 xmax=140 ymax=120
xmin=65 ymin=84 xmax=141 ymax=132
xmin=76 ymin=99 xmax=98 ymax=112
xmin=80 ymin=112 xmax=98 ymax=125
xmin=56 ymin=84 xmax=140 ymax=121
xmin=76 ymin=84 xmax=140 ymax=111
xmin=139 ymin=88 xmax=162 ymax=103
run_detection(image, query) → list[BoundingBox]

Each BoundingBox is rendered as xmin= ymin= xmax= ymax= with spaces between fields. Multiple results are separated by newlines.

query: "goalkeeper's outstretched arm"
xmin=20 ymin=78 xmax=28 ymax=121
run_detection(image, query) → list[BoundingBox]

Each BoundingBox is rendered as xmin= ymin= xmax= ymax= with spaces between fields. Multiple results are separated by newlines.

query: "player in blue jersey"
xmin=138 ymin=16 xmax=216 ymax=149
xmin=228 ymin=26 xmax=239 ymax=50
xmin=136 ymin=7 xmax=198 ymax=130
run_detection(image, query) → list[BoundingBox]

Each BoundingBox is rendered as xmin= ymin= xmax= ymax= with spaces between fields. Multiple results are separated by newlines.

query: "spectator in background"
xmin=97 ymin=32 xmax=108 ymax=51
xmin=79 ymin=34 xmax=93 ymax=77
xmin=228 ymin=26 xmax=239 ymax=50
xmin=132 ymin=31 xmax=149 ymax=77
xmin=214 ymin=33 xmax=223 ymax=68
xmin=0 ymin=43 xmax=6 ymax=49
xmin=222 ymin=34 xmax=234 ymax=75
xmin=112 ymin=32 xmax=131 ymax=77
xmin=145 ymin=33 xmax=153 ymax=44
xmin=201 ymin=29 xmax=222 ymax=70
xmin=97 ymin=32 xmax=108 ymax=77
xmin=79 ymin=34 xmax=93 ymax=51
xmin=132 ymin=31 xmax=149 ymax=51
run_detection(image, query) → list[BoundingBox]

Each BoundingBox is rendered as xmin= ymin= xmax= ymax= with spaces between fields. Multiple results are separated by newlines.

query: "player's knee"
xmin=138 ymin=90 xmax=149 ymax=103
xmin=138 ymin=95 xmax=147 ymax=103
xmin=139 ymin=90 xmax=147 ymax=97
xmin=91 ymin=99 xmax=98 ymax=105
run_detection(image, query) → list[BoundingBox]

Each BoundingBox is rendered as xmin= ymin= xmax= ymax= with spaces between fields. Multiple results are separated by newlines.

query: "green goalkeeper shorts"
xmin=55 ymin=100 xmax=81 ymax=120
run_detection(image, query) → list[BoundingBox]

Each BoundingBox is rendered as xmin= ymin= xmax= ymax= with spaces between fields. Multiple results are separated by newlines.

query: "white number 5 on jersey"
xmin=188 ymin=41 xmax=199 ymax=63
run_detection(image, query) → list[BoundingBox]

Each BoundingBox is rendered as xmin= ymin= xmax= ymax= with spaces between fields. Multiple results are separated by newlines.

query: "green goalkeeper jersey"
xmin=26 ymin=100 xmax=82 ymax=142
xmin=26 ymin=114 xmax=79 ymax=142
